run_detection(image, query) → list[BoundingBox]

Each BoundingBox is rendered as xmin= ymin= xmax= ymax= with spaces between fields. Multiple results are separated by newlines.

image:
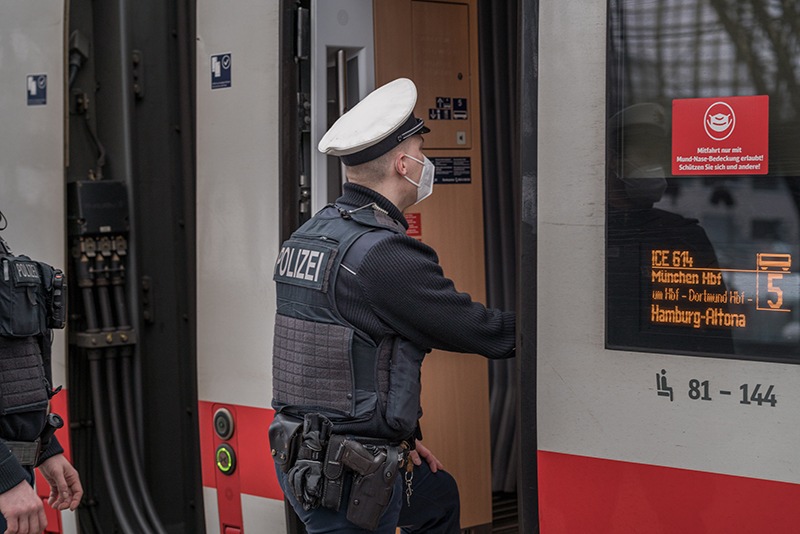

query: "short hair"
xmin=345 ymin=137 xmax=416 ymax=186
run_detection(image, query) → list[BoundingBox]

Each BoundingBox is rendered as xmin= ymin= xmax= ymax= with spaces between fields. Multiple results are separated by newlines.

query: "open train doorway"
xmin=278 ymin=0 xmax=526 ymax=531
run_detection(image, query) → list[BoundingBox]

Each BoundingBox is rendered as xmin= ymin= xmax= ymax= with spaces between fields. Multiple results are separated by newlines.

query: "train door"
xmin=198 ymin=0 xmax=517 ymax=531
xmin=277 ymin=0 xmax=499 ymax=530
xmin=534 ymin=1 xmax=800 ymax=532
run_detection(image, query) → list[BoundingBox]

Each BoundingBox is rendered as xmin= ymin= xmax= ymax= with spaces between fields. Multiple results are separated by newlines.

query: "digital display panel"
xmin=607 ymin=1 xmax=800 ymax=362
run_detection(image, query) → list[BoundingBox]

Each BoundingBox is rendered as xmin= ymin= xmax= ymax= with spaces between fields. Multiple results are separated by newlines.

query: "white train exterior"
xmin=2 ymin=0 xmax=800 ymax=532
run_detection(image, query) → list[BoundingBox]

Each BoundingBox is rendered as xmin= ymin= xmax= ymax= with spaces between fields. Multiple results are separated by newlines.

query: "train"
xmin=1 ymin=0 xmax=799 ymax=532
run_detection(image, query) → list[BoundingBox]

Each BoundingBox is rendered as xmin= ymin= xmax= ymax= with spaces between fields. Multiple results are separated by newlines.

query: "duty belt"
xmin=270 ymin=413 xmax=408 ymax=530
xmin=5 ymin=439 xmax=41 ymax=466
xmin=2 ymin=413 xmax=64 ymax=467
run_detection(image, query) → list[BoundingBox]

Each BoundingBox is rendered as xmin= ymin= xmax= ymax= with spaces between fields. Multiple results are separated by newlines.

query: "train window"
xmin=606 ymin=1 xmax=800 ymax=362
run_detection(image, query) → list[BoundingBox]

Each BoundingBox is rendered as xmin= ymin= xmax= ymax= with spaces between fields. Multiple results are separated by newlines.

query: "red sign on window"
xmin=672 ymin=95 xmax=769 ymax=175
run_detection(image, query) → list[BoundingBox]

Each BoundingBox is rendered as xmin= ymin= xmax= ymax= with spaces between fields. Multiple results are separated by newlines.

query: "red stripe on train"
xmin=198 ymin=401 xmax=283 ymax=500
xmin=538 ymin=450 xmax=800 ymax=533
xmin=36 ymin=389 xmax=71 ymax=533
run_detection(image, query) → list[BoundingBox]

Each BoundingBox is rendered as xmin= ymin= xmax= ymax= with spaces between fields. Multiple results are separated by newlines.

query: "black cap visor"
xmin=340 ymin=114 xmax=429 ymax=166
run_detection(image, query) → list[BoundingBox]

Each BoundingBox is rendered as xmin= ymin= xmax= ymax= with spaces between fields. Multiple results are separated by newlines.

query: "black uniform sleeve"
xmin=36 ymin=435 xmax=64 ymax=466
xmin=353 ymin=234 xmax=515 ymax=358
xmin=0 ymin=443 xmax=29 ymax=494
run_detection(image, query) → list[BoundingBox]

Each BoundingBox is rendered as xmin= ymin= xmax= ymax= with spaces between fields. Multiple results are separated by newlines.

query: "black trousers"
xmin=277 ymin=459 xmax=461 ymax=533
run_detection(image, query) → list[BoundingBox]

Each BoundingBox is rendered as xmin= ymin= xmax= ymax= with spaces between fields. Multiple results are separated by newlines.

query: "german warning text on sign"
xmin=672 ymin=95 xmax=768 ymax=176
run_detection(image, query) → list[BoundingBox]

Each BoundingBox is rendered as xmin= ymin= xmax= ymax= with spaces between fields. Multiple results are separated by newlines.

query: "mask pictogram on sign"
xmin=704 ymin=101 xmax=736 ymax=141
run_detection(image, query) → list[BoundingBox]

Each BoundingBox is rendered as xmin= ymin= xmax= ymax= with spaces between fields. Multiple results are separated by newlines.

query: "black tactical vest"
xmin=0 ymin=237 xmax=65 ymax=416
xmin=272 ymin=204 xmax=425 ymax=442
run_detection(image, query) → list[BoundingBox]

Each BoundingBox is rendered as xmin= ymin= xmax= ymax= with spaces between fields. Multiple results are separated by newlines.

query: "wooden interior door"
xmin=374 ymin=0 xmax=492 ymax=528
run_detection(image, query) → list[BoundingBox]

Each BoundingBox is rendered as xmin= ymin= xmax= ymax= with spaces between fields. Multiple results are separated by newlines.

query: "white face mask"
xmin=621 ymin=164 xmax=667 ymax=206
xmin=402 ymin=154 xmax=435 ymax=204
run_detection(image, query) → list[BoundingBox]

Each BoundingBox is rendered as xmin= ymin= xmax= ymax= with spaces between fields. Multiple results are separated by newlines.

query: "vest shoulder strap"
xmin=340 ymin=228 xmax=395 ymax=274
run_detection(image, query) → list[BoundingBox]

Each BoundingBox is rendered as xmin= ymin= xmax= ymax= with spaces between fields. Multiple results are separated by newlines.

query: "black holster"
xmin=341 ymin=439 xmax=401 ymax=530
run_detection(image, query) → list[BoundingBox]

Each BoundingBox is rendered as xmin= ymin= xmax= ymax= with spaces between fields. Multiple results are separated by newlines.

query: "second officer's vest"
xmin=0 ymin=236 xmax=65 ymax=417
xmin=272 ymin=203 xmax=425 ymax=441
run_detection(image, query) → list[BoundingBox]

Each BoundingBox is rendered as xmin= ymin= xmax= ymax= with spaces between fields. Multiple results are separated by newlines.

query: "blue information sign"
xmin=211 ymin=53 xmax=232 ymax=90
xmin=26 ymin=74 xmax=47 ymax=106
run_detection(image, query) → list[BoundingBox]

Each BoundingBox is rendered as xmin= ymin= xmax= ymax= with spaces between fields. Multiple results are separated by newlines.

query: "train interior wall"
xmin=374 ymin=0 xmax=493 ymax=528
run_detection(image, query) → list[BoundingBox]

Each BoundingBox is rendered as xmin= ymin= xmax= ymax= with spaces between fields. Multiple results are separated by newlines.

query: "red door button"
xmin=224 ymin=527 xmax=242 ymax=534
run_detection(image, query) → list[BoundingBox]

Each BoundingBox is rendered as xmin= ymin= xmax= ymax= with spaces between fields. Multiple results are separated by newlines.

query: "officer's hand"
xmin=37 ymin=454 xmax=83 ymax=512
xmin=0 ymin=480 xmax=47 ymax=534
xmin=410 ymin=440 xmax=444 ymax=473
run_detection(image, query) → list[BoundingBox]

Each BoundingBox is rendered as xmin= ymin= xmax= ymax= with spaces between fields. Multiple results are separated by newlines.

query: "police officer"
xmin=270 ymin=78 xmax=515 ymax=533
xmin=0 ymin=228 xmax=82 ymax=534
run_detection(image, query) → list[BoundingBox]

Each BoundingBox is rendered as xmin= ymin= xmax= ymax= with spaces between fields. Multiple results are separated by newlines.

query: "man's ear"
xmin=394 ymin=152 xmax=408 ymax=177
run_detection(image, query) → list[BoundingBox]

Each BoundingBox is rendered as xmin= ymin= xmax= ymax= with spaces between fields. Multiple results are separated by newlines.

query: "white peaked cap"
xmin=318 ymin=78 xmax=430 ymax=166
xmin=610 ymin=102 xmax=668 ymax=135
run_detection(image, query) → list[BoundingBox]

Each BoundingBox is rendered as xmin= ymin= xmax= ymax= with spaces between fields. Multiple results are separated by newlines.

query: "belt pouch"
xmin=286 ymin=414 xmax=331 ymax=510
xmin=0 ymin=256 xmax=44 ymax=337
xmin=321 ymin=434 xmax=345 ymax=511
xmin=269 ymin=413 xmax=303 ymax=473
xmin=385 ymin=338 xmax=425 ymax=435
